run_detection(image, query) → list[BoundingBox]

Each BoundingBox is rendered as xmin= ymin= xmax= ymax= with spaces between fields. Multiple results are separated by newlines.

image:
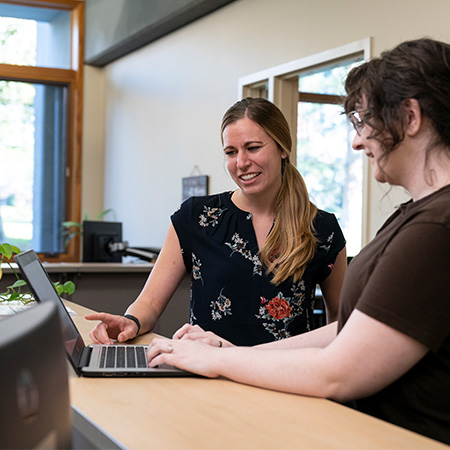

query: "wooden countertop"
xmin=67 ymin=301 xmax=448 ymax=450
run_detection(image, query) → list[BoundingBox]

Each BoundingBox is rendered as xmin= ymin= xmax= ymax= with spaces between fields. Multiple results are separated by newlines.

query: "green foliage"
xmin=53 ymin=280 xmax=76 ymax=297
xmin=0 ymin=243 xmax=75 ymax=304
xmin=61 ymin=208 xmax=113 ymax=248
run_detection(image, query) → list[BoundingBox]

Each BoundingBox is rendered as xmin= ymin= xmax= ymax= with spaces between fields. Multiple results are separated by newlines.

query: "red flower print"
xmin=265 ymin=296 xmax=292 ymax=320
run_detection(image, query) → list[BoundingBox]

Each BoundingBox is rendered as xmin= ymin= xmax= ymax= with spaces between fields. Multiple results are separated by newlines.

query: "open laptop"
xmin=15 ymin=249 xmax=192 ymax=377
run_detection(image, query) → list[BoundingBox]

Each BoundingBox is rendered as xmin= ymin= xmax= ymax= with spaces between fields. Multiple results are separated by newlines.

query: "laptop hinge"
xmin=79 ymin=346 xmax=93 ymax=367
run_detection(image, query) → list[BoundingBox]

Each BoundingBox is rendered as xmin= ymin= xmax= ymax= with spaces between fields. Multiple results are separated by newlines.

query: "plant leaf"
xmin=8 ymin=279 xmax=27 ymax=289
xmin=53 ymin=282 xmax=63 ymax=295
xmin=62 ymin=221 xmax=82 ymax=228
xmin=9 ymin=292 xmax=19 ymax=300
xmin=95 ymin=208 xmax=113 ymax=220
xmin=11 ymin=245 xmax=21 ymax=254
xmin=62 ymin=280 xmax=75 ymax=295
xmin=0 ymin=243 xmax=13 ymax=259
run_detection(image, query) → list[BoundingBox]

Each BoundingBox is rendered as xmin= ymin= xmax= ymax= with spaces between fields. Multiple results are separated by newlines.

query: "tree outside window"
xmin=297 ymin=59 xmax=363 ymax=256
xmin=0 ymin=1 xmax=84 ymax=261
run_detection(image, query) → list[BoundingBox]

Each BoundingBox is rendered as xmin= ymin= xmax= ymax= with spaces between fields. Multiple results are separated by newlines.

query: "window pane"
xmin=297 ymin=102 xmax=362 ymax=256
xmin=298 ymin=58 xmax=361 ymax=96
xmin=0 ymin=80 xmax=69 ymax=253
xmin=0 ymin=6 xmax=71 ymax=69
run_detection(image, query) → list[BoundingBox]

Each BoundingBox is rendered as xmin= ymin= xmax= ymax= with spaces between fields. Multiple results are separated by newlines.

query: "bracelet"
xmin=123 ymin=314 xmax=141 ymax=337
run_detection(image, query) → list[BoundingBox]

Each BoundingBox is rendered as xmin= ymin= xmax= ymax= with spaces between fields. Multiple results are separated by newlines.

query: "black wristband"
xmin=123 ymin=314 xmax=141 ymax=337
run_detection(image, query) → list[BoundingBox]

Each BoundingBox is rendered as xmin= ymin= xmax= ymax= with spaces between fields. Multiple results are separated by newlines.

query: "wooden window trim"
xmin=298 ymin=92 xmax=345 ymax=106
xmin=0 ymin=0 xmax=84 ymax=262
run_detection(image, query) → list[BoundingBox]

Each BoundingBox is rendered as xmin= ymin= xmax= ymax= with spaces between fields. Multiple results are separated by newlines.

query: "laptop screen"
xmin=15 ymin=250 xmax=86 ymax=371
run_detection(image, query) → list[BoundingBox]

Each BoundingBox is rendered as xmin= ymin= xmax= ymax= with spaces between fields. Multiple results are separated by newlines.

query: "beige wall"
xmin=82 ymin=0 xmax=450 ymax=249
xmin=82 ymin=65 xmax=105 ymax=220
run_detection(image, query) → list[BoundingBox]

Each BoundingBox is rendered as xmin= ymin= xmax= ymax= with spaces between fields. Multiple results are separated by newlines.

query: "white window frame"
xmin=238 ymin=38 xmax=372 ymax=247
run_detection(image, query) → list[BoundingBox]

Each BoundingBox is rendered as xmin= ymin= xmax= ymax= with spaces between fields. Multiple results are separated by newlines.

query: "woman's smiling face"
xmin=350 ymin=100 xmax=392 ymax=184
xmin=222 ymin=117 xmax=287 ymax=200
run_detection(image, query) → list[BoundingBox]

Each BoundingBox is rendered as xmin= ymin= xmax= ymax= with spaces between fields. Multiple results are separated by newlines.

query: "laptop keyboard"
xmin=99 ymin=346 xmax=148 ymax=369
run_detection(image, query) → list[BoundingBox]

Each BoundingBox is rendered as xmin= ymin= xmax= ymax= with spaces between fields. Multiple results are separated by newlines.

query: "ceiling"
xmin=84 ymin=0 xmax=236 ymax=67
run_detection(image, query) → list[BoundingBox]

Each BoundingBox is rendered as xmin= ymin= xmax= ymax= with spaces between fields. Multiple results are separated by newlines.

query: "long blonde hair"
xmin=221 ymin=98 xmax=317 ymax=285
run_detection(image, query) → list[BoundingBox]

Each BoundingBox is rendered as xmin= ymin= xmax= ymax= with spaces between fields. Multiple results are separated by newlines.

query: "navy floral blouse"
xmin=171 ymin=191 xmax=346 ymax=346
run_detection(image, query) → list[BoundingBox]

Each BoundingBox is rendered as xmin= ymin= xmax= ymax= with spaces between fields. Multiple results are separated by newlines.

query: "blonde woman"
xmin=87 ymin=98 xmax=347 ymax=346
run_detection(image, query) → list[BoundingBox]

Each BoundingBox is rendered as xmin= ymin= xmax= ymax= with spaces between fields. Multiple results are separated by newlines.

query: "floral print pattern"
xmin=264 ymin=295 xmax=292 ymax=319
xmin=256 ymin=280 xmax=306 ymax=340
xmin=192 ymin=253 xmax=203 ymax=284
xmin=225 ymin=233 xmax=262 ymax=276
xmin=199 ymin=206 xmax=226 ymax=227
xmin=210 ymin=288 xmax=232 ymax=320
xmin=319 ymin=231 xmax=335 ymax=252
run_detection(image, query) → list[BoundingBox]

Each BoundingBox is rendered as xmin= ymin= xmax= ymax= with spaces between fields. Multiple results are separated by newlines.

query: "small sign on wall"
xmin=182 ymin=175 xmax=209 ymax=201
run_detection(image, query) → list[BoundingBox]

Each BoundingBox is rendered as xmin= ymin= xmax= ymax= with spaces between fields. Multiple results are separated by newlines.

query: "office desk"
xmin=68 ymin=301 xmax=448 ymax=450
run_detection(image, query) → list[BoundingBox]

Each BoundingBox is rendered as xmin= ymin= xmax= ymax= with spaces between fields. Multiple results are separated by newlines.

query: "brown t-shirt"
xmin=338 ymin=184 xmax=450 ymax=445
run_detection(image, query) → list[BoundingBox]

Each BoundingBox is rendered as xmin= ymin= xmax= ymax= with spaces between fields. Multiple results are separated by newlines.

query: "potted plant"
xmin=0 ymin=243 xmax=75 ymax=304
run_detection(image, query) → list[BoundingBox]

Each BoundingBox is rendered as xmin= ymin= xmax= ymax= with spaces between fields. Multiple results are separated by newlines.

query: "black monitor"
xmin=0 ymin=302 xmax=72 ymax=449
xmin=82 ymin=220 xmax=123 ymax=262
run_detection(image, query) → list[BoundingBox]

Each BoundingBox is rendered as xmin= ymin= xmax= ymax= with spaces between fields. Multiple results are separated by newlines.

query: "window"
xmin=239 ymin=39 xmax=371 ymax=255
xmin=0 ymin=0 xmax=84 ymax=261
xmin=297 ymin=58 xmax=363 ymax=255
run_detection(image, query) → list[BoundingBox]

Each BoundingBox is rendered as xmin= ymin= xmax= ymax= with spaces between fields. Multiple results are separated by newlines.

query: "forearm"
xmin=214 ymin=312 xmax=428 ymax=403
xmin=214 ymin=346 xmax=336 ymax=399
xmin=125 ymin=297 xmax=161 ymax=335
xmin=125 ymin=224 xmax=187 ymax=336
xmin=256 ymin=322 xmax=337 ymax=349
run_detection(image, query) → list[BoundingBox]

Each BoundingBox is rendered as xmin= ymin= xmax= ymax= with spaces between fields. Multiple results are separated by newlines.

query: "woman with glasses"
xmin=87 ymin=98 xmax=347 ymax=347
xmin=147 ymin=38 xmax=450 ymax=445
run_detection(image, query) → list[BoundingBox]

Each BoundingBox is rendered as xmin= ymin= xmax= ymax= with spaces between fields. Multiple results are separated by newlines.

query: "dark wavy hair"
xmin=344 ymin=38 xmax=450 ymax=164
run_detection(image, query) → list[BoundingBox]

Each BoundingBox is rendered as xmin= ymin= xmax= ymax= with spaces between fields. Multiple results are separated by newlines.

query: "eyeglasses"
xmin=347 ymin=110 xmax=370 ymax=135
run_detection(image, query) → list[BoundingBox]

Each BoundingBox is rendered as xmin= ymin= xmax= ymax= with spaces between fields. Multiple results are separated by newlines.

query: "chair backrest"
xmin=0 ymin=302 xmax=72 ymax=449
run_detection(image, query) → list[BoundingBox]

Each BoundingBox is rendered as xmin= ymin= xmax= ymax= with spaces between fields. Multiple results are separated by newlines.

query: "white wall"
xmin=82 ymin=0 xmax=450 ymax=249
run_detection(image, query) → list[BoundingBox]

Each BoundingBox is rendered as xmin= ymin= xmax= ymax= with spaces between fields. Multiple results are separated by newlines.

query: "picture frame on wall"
xmin=182 ymin=175 xmax=209 ymax=201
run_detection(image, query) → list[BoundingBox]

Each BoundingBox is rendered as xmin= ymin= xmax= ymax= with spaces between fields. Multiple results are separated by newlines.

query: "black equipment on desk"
xmin=82 ymin=220 xmax=159 ymax=263
xmin=0 ymin=302 xmax=72 ymax=449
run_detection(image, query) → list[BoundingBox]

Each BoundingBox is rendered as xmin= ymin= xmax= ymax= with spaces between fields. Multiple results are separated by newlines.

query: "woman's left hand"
xmin=173 ymin=323 xmax=233 ymax=348
xmin=147 ymin=338 xmax=222 ymax=378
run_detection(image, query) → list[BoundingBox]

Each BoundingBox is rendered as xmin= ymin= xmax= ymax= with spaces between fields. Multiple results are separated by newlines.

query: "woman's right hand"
xmin=85 ymin=312 xmax=139 ymax=344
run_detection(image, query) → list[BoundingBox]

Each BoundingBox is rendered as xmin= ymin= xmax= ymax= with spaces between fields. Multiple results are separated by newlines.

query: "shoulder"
xmin=401 ymin=185 xmax=450 ymax=227
xmin=313 ymin=209 xmax=342 ymax=235
xmin=184 ymin=191 xmax=232 ymax=208
xmin=314 ymin=209 xmax=338 ymax=224
xmin=379 ymin=186 xmax=450 ymax=236
xmin=312 ymin=209 xmax=346 ymax=257
xmin=392 ymin=220 xmax=450 ymax=255
xmin=175 ymin=191 xmax=232 ymax=214
xmin=172 ymin=192 xmax=234 ymax=230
